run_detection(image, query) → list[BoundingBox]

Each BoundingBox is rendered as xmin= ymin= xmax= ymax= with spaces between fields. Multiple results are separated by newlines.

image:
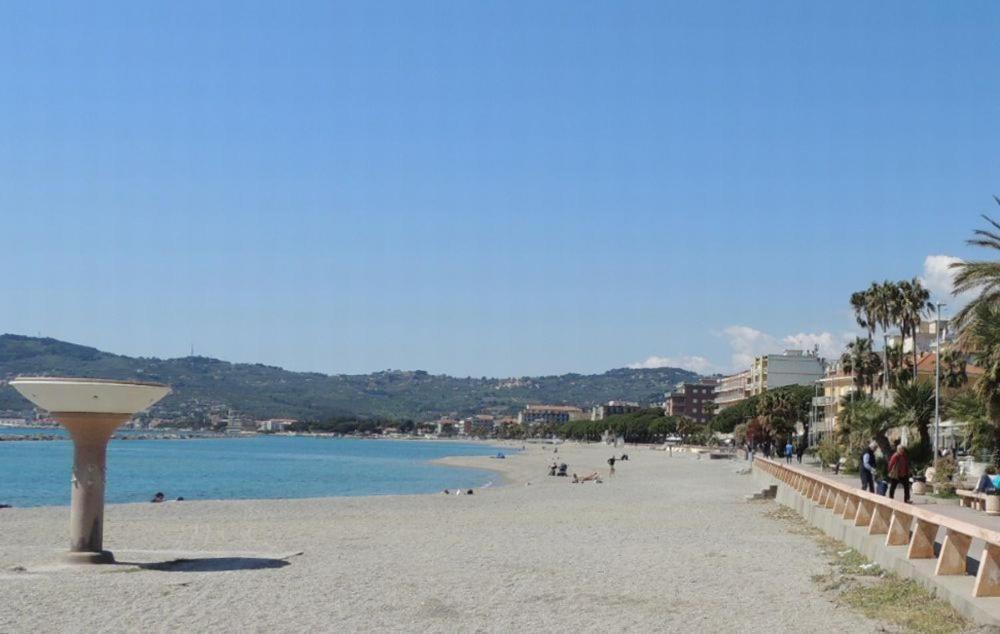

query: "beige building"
xmin=813 ymin=362 xmax=857 ymax=440
xmin=715 ymin=370 xmax=750 ymax=411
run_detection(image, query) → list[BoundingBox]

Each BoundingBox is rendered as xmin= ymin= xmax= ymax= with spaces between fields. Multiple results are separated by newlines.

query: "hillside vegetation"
xmin=0 ymin=334 xmax=699 ymax=424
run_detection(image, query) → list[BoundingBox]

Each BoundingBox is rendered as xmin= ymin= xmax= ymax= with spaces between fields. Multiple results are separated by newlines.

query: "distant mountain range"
xmin=0 ymin=334 xmax=700 ymax=424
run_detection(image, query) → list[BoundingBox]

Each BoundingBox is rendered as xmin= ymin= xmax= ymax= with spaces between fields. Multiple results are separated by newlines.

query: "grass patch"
xmin=841 ymin=576 xmax=969 ymax=634
xmin=762 ymin=502 xmax=972 ymax=634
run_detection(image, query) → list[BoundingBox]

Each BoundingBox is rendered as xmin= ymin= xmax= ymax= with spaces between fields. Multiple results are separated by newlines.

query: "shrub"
xmin=817 ymin=436 xmax=841 ymax=468
xmin=932 ymin=456 xmax=958 ymax=496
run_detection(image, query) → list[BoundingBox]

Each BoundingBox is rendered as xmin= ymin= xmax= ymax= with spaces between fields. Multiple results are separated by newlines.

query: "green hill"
xmin=0 ymin=334 xmax=699 ymax=424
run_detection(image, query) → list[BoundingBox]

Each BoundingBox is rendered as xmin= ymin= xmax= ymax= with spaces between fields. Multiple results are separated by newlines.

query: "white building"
xmin=591 ymin=401 xmax=642 ymax=421
xmin=748 ymin=349 xmax=825 ymax=396
xmin=258 ymin=418 xmax=297 ymax=432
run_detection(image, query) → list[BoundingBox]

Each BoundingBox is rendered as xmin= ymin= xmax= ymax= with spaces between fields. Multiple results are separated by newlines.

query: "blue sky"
xmin=1 ymin=2 xmax=998 ymax=377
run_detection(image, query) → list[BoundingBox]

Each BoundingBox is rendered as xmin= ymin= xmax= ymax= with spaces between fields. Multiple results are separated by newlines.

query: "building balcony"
xmin=812 ymin=395 xmax=836 ymax=407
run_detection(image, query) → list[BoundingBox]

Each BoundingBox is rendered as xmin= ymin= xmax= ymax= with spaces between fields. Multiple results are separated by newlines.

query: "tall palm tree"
xmin=885 ymin=341 xmax=907 ymax=386
xmin=868 ymin=281 xmax=900 ymax=390
xmin=956 ymin=301 xmax=1000 ymax=422
xmin=851 ymin=291 xmax=874 ymax=343
xmin=952 ymin=199 xmax=1000 ymax=329
xmin=841 ymin=337 xmax=881 ymax=394
xmin=897 ymin=278 xmax=933 ymax=381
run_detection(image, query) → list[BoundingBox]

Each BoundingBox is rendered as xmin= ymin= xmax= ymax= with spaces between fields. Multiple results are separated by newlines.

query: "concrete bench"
xmin=957 ymin=489 xmax=987 ymax=511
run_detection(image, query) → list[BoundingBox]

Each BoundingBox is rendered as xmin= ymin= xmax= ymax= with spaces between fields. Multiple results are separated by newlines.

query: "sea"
xmin=0 ymin=427 xmax=509 ymax=508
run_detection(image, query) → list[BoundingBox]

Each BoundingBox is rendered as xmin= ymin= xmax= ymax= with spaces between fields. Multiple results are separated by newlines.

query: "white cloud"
xmin=781 ymin=332 xmax=855 ymax=360
xmin=721 ymin=325 xmax=858 ymax=371
xmin=920 ymin=254 xmax=975 ymax=308
xmin=628 ymin=355 xmax=717 ymax=374
xmin=722 ymin=325 xmax=777 ymax=369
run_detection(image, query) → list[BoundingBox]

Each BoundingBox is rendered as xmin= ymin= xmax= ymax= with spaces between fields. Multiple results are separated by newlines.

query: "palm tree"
xmin=952 ymin=199 xmax=1000 ymax=329
xmin=839 ymin=396 xmax=893 ymax=457
xmin=892 ymin=381 xmax=935 ymax=459
xmin=941 ymin=348 xmax=968 ymax=389
xmin=948 ymin=390 xmax=996 ymax=464
xmin=955 ymin=301 xmax=1000 ymax=422
xmin=885 ymin=341 xmax=908 ymax=386
xmin=851 ymin=290 xmax=874 ymax=343
xmin=871 ymin=281 xmax=902 ymax=389
xmin=897 ymin=278 xmax=933 ymax=380
xmin=841 ymin=337 xmax=881 ymax=394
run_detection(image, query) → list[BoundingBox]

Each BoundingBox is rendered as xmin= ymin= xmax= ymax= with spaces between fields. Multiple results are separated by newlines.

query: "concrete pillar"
xmin=936 ymin=530 xmax=971 ymax=575
xmin=58 ymin=412 xmax=131 ymax=564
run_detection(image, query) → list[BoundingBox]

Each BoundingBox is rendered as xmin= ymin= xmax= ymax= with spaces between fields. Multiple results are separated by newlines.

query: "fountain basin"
xmin=9 ymin=377 xmax=171 ymax=414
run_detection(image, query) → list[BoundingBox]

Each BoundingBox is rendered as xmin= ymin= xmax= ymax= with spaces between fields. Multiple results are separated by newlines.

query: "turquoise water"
xmin=0 ymin=430 xmax=508 ymax=507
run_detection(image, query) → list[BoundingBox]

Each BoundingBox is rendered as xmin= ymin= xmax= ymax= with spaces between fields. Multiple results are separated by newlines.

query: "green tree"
xmin=839 ymin=396 xmax=893 ymax=457
xmin=841 ymin=337 xmax=881 ymax=394
xmin=956 ymin=301 xmax=1000 ymax=425
xmin=897 ymin=278 xmax=933 ymax=380
xmin=951 ymin=200 xmax=1000 ymax=330
xmin=948 ymin=390 xmax=997 ymax=464
xmin=941 ymin=348 xmax=968 ymax=389
xmin=755 ymin=390 xmax=796 ymax=444
xmin=891 ymin=381 xmax=934 ymax=468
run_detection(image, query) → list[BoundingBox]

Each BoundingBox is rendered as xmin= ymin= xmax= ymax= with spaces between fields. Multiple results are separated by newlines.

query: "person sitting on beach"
xmin=151 ymin=492 xmax=165 ymax=503
xmin=620 ymin=454 xmax=629 ymax=461
xmin=557 ymin=463 xmax=568 ymax=476
xmin=442 ymin=489 xmax=450 ymax=495
xmin=466 ymin=489 xmax=474 ymax=495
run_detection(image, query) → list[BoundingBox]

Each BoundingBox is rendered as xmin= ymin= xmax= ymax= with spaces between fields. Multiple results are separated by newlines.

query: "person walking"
xmin=860 ymin=442 xmax=877 ymax=493
xmin=784 ymin=439 xmax=794 ymax=464
xmin=795 ymin=441 xmax=806 ymax=464
xmin=887 ymin=444 xmax=912 ymax=503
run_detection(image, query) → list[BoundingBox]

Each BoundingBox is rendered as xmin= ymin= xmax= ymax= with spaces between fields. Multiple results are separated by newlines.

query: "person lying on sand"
xmin=572 ymin=472 xmax=602 ymax=483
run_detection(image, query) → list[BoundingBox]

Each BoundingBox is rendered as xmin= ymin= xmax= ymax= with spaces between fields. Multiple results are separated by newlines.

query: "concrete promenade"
xmin=754 ymin=456 xmax=1000 ymax=626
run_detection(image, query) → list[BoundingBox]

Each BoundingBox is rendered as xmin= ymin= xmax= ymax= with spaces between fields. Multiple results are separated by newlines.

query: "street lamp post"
xmin=934 ymin=302 xmax=946 ymax=458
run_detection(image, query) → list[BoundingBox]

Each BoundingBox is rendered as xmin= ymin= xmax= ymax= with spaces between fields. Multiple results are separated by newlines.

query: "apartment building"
xmin=517 ymin=404 xmax=586 ymax=426
xmin=748 ymin=350 xmax=825 ymax=396
xmin=664 ymin=378 xmax=718 ymax=424
xmin=812 ymin=361 xmax=856 ymax=440
xmin=714 ymin=370 xmax=751 ymax=411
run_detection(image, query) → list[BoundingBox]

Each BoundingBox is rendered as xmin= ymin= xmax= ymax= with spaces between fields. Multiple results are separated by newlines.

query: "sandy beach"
xmin=0 ymin=442 xmax=880 ymax=633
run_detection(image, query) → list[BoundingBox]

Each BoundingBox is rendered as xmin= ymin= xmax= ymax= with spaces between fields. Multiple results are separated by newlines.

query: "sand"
xmin=0 ymin=442 xmax=880 ymax=633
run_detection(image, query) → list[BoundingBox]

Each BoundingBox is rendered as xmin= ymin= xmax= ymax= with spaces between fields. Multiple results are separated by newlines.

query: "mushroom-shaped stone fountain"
xmin=10 ymin=377 xmax=171 ymax=564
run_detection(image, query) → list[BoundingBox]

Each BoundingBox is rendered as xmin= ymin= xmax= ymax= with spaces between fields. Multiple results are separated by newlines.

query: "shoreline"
xmin=0 ymin=437 xmax=523 ymax=510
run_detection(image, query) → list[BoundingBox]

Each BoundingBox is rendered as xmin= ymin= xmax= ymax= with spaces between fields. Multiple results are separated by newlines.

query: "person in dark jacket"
xmin=887 ymin=445 xmax=912 ymax=503
xmin=860 ymin=443 xmax=877 ymax=493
